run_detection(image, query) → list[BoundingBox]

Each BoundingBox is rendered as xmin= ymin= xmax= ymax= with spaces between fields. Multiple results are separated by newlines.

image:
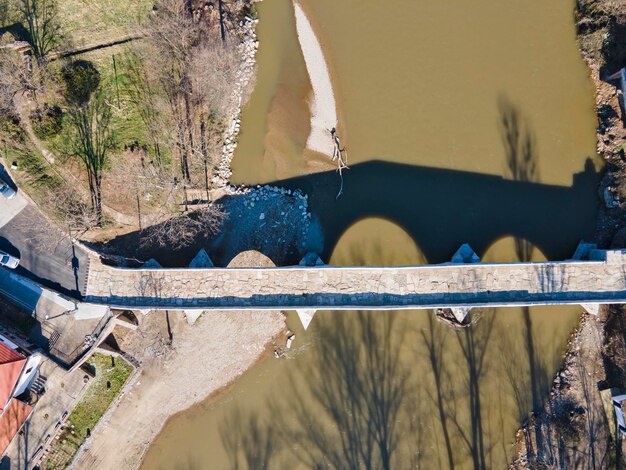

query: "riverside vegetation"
xmin=0 ymin=0 xmax=258 ymax=246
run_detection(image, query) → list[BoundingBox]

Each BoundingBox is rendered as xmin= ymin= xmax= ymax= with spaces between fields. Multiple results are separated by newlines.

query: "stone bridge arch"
xmin=481 ymin=235 xmax=549 ymax=263
xmin=329 ymin=217 xmax=426 ymax=266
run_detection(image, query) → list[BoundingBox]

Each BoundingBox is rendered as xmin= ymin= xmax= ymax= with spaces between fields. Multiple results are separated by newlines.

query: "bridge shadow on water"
xmin=102 ymin=158 xmax=600 ymax=267
xmin=269 ymin=157 xmax=599 ymax=264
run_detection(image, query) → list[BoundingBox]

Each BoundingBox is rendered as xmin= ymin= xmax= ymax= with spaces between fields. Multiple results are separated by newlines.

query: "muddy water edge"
xmin=141 ymin=0 xmax=601 ymax=468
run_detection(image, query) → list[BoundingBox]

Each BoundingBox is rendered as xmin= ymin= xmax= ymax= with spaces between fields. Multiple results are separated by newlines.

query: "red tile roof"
xmin=0 ymin=343 xmax=25 ymax=412
xmin=0 ymin=343 xmax=23 ymax=365
xmin=0 ymin=399 xmax=32 ymax=454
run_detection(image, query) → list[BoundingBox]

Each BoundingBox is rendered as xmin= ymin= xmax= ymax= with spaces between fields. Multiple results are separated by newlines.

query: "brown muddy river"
xmin=142 ymin=0 xmax=600 ymax=468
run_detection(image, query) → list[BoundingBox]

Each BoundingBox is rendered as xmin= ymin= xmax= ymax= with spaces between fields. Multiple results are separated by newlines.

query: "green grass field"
xmin=57 ymin=0 xmax=152 ymax=47
xmin=43 ymin=353 xmax=134 ymax=469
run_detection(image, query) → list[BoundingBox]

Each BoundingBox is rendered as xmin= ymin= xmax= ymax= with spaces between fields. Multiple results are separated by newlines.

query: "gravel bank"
xmin=293 ymin=1 xmax=338 ymax=157
xmin=70 ymin=309 xmax=285 ymax=470
xmin=212 ymin=15 xmax=260 ymax=187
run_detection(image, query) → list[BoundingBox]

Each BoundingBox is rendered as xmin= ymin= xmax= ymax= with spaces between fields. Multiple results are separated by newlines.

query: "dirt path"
xmin=69 ymin=309 xmax=285 ymax=470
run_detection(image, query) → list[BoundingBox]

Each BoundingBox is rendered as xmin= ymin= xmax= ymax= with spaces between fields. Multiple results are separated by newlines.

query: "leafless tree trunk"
xmin=218 ymin=0 xmax=227 ymax=43
xmin=19 ymin=0 xmax=62 ymax=60
xmin=67 ymin=86 xmax=114 ymax=225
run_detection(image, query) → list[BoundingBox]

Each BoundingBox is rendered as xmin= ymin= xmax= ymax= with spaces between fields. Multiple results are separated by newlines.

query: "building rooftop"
xmin=0 ymin=344 xmax=25 ymax=412
xmin=0 ymin=399 xmax=32 ymax=455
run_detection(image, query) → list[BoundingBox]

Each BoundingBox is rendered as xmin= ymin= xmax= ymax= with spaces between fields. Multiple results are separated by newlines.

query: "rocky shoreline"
xmin=511 ymin=1 xmax=626 ymax=467
xmin=69 ymin=7 xmax=296 ymax=470
xmin=212 ymin=13 xmax=260 ymax=188
xmin=210 ymin=183 xmax=321 ymax=266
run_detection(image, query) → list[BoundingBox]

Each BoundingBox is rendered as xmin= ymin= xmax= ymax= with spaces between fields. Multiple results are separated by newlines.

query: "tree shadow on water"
xmin=498 ymin=95 xmax=539 ymax=186
xmin=219 ymin=408 xmax=279 ymax=470
xmin=219 ymin=311 xmax=417 ymax=470
xmin=453 ymin=310 xmax=497 ymax=470
xmin=499 ymin=95 xmax=569 ymax=465
xmin=421 ymin=309 xmax=500 ymax=470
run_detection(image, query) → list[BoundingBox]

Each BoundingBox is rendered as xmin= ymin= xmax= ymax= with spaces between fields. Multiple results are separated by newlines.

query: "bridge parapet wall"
xmin=84 ymin=247 xmax=626 ymax=311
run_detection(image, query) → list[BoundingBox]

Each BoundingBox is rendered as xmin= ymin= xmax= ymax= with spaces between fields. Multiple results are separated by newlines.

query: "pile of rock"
xmin=213 ymin=184 xmax=320 ymax=265
xmin=238 ymin=185 xmax=311 ymax=234
xmin=212 ymin=15 xmax=260 ymax=187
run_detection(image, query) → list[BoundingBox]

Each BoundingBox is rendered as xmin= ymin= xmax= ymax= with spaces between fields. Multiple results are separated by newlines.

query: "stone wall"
xmin=85 ymin=249 xmax=626 ymax=310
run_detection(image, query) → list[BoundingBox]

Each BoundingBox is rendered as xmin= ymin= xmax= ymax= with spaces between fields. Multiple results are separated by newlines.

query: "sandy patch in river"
xmin=293 ymin=1 xmax=337 ymax=156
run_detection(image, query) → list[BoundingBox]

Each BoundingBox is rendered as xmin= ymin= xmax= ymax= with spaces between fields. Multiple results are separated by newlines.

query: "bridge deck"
xmin=84 ymin=252 xmax=626 ymax=311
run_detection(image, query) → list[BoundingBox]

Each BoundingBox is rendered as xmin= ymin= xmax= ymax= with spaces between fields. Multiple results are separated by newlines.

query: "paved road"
xmin=0 ymin=167 xmax=88 ymax=298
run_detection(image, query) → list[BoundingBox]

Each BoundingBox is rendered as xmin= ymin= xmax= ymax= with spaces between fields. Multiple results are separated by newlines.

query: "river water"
xmin=142 ymin=0 xmax=600 ymax=468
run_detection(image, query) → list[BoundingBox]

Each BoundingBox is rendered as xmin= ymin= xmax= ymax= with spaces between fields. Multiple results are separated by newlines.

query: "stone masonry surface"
xmin=84 ymin=250 xmax=626 ymax=310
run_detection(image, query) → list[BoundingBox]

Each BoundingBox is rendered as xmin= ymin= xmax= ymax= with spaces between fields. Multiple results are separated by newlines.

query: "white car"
xmin=0 ymin=250 xmax=19 ymax=269
xmin=0 ymin=180 xmax=15 ymax=199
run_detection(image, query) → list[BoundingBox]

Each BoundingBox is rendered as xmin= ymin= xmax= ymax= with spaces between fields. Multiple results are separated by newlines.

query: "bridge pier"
xmin=296 ymin=309 xmax=317 ymax=330
xmin=443 ymin=244 xmax=481 ymax=323
xmin=580 ymin=303 xmax=601 ymax=316
xmin=189 ymin=249 xmax=214 ymax=268
xmin=184 ymin=310 xmax=204 ymax=324
xmin=448 ymin=307 xmax=472 ymax=323
xmin=142 ymin=258 xmax=162 ymax=268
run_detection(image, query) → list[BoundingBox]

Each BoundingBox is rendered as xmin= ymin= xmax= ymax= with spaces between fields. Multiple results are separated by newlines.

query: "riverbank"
xmin=512 ymin=0 xmax=626 ymax=466
xmin=70 ymin=309 xmax=286 ymax=469
xmin=67 ymin=9 xmax=295 ymax=469
xmin=212 ymin=13 xmax=260 ymax=188
xmin=510 ymin=313 xmax=610 ymax=467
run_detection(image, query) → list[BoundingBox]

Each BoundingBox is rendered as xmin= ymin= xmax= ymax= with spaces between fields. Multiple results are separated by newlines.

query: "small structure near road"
xmin=608 ymin=67 xmax=626 ymax=121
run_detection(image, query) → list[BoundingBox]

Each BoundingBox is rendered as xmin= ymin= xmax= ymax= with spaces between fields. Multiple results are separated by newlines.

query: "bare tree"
xmin=189 ymin=42 xmax=239 ymax=121
xmin=216 ymin=0 xmax=239 ymax=44
xmin=66 ymin=85 xmax=114 ymax=225
xmin=139 ymin=204 xmax=224 ymax=250
xmin=0 ymin=50 xmax=35 ymax=112
xmin=0 ymin=55 xmax=17 ymax=118
xmin=43 ymin=185 xmax=100 ymax=234
xmin=140 ymin=0 xmax=241 ymax=187
xmin=187 ymin=42 xmax=238 ymax=189
xmin=143 ymin=0 xmax=198 ymax=182
xmin=18 ymin=0 xmax=61 ymax=60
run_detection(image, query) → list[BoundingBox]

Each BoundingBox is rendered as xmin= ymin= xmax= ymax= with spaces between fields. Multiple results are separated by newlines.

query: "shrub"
xmin=30 ymin=104 xmax=63 ymax=139
xmin=0 ymin=114 xmax=23 ymax=141
xmin=240 ymin=1 xmax=258 ymax=20
xmin=61 ymin=60 xmax=100 ymax=105
xmin=551 ymin=396 xmax=583 ymax=444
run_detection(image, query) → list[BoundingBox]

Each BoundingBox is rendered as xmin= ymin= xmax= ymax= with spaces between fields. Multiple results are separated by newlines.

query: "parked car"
xmin=0 ymin=250 xmax=19 ymax=269
xmin=0 ymin=179 xmax=16 ymax=199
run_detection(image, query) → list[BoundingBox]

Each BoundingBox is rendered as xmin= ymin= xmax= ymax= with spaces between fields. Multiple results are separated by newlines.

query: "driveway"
xmin=0 ymin=166 xmax=88 ymax=298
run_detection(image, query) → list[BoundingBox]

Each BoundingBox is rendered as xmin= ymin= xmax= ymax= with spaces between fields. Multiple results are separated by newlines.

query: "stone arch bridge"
xmin=84 ymin=243 xmax=626 ymax=328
